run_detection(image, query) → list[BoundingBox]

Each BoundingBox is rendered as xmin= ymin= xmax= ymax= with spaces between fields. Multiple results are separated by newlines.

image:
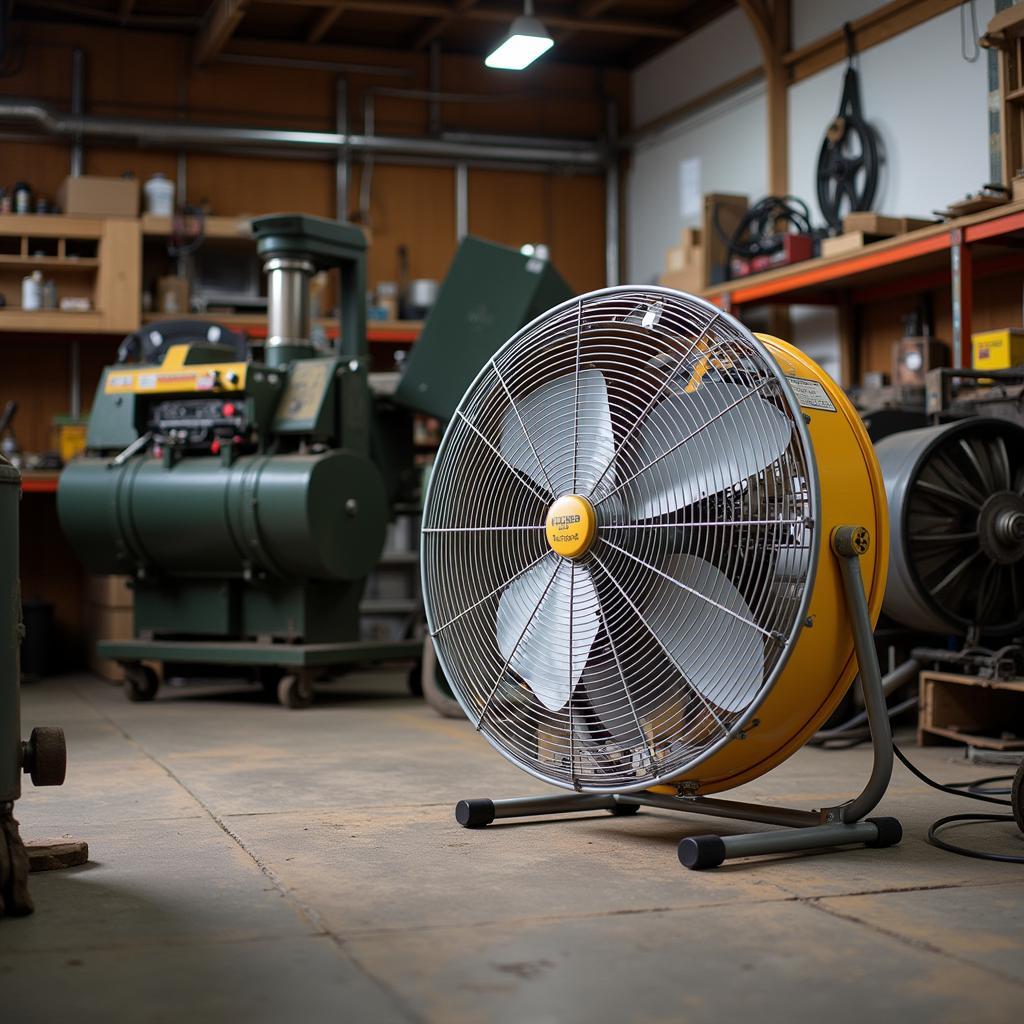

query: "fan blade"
xmin=501 ymin=368 xmax=615 ymax=497
xmin=627 ymin=382 xmax=791 ymax=520
xmin=496 ymin=560 xmax=600 ymax=712
xmin=643 ymin=554 xmax=765 ymax=714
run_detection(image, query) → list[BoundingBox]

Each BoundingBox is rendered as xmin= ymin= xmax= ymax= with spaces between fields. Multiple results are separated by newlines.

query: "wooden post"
xmin=738 ymin=0 xmax=790 ymax=196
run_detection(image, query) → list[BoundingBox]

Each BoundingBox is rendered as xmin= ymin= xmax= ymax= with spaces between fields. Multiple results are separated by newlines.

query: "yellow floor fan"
xmin=422 ymin=287 xmax=902 ymax=869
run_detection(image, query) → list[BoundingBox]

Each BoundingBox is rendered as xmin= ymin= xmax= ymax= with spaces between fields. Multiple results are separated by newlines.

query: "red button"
xmin=211 ymin=439 xmax=221 ymax=454
xmin=222 ymin=402 xmax=236 ymax=417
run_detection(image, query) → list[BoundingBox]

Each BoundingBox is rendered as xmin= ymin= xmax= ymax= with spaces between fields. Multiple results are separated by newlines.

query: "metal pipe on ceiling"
xmin=0 ymin=99 xmax=604 ymax=168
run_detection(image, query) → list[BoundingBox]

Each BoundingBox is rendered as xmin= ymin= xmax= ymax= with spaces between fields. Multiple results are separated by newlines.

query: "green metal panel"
xmin=85 ymin=368 xmax=139 ymax=450
xmin=393 ymin=236 xmax=574 ymax=423
xmin=242 ymin=580 xmax=362 ymax=643
xmin=134 ymin=581 xmax=232 ymax=637
xmin=0 ymin=456 xmax=20 ymax=803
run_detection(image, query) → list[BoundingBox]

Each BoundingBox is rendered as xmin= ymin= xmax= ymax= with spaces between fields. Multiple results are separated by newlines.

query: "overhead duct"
xmin=0 ymin=99 xmax=604 ymax=169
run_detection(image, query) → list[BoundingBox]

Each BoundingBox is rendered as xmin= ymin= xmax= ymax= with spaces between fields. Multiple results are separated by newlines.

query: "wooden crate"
xmin=918 ymin=670 xmax=1024 ymax=750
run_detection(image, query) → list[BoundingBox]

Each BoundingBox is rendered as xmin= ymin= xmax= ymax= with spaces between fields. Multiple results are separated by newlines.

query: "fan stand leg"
xmin=454 ymin=525 xmax=904 ymax=871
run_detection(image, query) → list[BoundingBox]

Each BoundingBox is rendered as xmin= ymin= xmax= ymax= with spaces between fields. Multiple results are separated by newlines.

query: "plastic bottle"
xmin=143 ymin=173 xmax=175 ymax=216
xmin=21 ymin=271 xmax=43 ymax=311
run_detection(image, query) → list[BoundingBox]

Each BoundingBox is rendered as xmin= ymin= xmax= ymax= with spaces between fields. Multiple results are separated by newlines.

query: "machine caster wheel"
xmin=678 ymin=835 xmax=726 ymax=870
xmin=278 ymin=673 xmax=314 ymax=709
xmin=0 ymin=809 xmax=33 ymax=917
xmin=609 ymin=802 xmax=640 ymax=817
xmin=407 ymin=660 xmax=424 ymax=697
xmin=124 ymin=664 xmax=159 ymax=703
xmin=22 ymin=727 xmax=67 ymax=787
xmin=421 ymin=634 xmax=465 ymax=719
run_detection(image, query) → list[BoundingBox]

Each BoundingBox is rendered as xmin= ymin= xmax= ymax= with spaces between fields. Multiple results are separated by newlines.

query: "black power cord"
xmin=893 ymin=743 xmax=1024 ymax=864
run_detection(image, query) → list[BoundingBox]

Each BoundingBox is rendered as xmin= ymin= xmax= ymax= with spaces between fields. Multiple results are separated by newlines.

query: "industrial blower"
xmin=422 ymin=286 xmax=904 ymax=869
xmin=2 ymin=454 xmax=67 ymax=916
xmin=58 ymin=218 xmax=572 ymax=708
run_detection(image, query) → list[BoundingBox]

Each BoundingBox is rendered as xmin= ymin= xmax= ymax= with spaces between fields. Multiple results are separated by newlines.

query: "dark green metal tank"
xmin=1 ymin=455 xmax=67 ymax=916
xmin=58 ymin=450 xmax=387 ymax=582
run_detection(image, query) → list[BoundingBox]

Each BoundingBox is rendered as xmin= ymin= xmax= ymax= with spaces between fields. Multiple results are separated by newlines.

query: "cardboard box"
xmin=658 ymin=266 xmax=704 ymax=295
xmin=972 ymin=328 xmax=1024 ymax=371
xmin=87 ymin=574 xmax=134 ymax=610
xmin=821 ymin=231 xmax=872 ymax=258
xmin=157 ymin=275 xmax=190 ymax=315
xmin=842 ymin=212 xmax=933 ymax=236
xmin=59 ymin=175 xmax=139 ymax=218
xmin=703 ymin=193 xmax=747 ymax=287
xmin=86 ymin=604 xmax=134 ymax=681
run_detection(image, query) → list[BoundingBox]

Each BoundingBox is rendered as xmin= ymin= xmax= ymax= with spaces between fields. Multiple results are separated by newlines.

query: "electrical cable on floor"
xmin=892 ymin=743 xmax=1024 ymax=864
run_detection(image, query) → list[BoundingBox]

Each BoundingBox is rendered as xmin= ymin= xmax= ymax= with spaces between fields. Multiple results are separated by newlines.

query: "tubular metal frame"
xmin=455 ymin=524 xmax=903 ymax=870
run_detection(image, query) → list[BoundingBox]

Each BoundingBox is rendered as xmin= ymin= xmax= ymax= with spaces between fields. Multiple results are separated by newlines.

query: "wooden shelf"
xmin=703 ymin=200 xmax=1024 ymax=308
xmin=141 ymin=214 xmax=252 ymax=240
xmin=0 ymin=256 xmax=99 ymax=270
xmin=139 ymin=311 xmax=423 ymax=343
xmin=20 ymin=471 xmax=59 ymax=494
xmin=0 ymin=309 xmax=106 ymax=331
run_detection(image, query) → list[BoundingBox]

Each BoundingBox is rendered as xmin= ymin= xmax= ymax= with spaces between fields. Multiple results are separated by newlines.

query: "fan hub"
xmin=979 ymin=492 xmax=1024 ymax=565
xmin=544 ymin=494 xmax=596 ymax=560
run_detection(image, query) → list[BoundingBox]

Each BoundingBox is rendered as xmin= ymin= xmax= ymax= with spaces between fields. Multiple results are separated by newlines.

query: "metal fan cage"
xmin=422 ymin=287 xmax=819 ymax=793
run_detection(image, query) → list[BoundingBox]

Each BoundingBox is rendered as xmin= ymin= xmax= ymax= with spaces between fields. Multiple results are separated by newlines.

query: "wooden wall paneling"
xmin=357 ymin=163 xmax=457 ymax=289
xmin=185 ymin=153 xmax=336 ymax=217
xmin=549 ymin=173 xmax=606 ymax=294
xmin=468 ymin=167 xmax=547 ymax=253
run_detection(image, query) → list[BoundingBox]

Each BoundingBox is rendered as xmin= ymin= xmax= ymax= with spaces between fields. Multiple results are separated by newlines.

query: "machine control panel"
xmin=149 ymin=396 xmax=249 ymax=451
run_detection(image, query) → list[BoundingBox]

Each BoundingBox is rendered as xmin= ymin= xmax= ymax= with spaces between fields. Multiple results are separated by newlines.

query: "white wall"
xmin=631 ymin=7 xmax=760 ymax=127
xmin=789 ymin=2 xmax=995 ymax=226
xmin=626 ymin=0 xmax=997 ymax=379
xmin=627 ymin=82 xmax=767 ymax=285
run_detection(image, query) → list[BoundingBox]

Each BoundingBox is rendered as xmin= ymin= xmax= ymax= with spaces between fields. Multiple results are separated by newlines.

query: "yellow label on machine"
xmin=104 ymin=344 xmax=248 ymax=395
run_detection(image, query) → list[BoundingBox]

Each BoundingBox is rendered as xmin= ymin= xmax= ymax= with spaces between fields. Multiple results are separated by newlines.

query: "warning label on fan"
xmin=785 ymin=376 xmax=836 ymax=413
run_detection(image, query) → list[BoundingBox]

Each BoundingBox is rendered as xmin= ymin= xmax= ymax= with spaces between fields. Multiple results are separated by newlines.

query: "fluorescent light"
xmin=485 ymin=13 xmax=553 ymax=70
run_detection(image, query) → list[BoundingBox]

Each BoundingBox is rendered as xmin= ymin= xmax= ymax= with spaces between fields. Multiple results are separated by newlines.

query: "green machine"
xmin=2 ymin=454 xmax=67 ymax=917
xmin=58 ymin=217 xmax=572 ymax=709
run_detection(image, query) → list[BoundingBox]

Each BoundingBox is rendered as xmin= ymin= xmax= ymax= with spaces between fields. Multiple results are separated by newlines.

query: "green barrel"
xmin=0 ymin=455 xmax=21 ymax=804
xmin=58 ymin=450 xmax=387 ymax=582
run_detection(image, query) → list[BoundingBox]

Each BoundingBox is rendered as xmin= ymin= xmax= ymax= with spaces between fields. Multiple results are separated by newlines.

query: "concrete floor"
xmin=2 ymin=671 xmax=1022 ymax=1023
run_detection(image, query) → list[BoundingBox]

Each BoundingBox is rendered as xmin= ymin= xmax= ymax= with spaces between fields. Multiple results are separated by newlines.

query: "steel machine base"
xmin=99 ymin=637 xmax=423 ymax=709
xmin=455 ymin=526 xmax=905 ymax=869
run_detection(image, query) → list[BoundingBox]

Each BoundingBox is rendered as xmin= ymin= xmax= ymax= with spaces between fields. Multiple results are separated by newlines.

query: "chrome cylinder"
xmin=264 ymin=255 xmax=315 ymax=365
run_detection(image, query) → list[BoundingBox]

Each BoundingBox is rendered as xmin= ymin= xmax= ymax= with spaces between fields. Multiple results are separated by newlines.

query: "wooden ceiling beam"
xmin=255 ymin=0 xmax=686 ymax=40
xmin=195 ymin=0 xmax=251 ymax=67
xmin=307 ymin=1 xmax=344 ymax=43
xmin=413 ymin=0 xmax=480 ymax=51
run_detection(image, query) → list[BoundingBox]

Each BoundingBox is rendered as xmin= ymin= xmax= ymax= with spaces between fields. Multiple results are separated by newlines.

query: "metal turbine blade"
xmin=496 ymin=560 xmax=600 ymax=712
xmin=500 ymin=368 xmax=616 ymax=497
xmin=626 ymin=382 xmax=792 ymax=520
xmin=642 ymin=554 xmax=765 ymax=713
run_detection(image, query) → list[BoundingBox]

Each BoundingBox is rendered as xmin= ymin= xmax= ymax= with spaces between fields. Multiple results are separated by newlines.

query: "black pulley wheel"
xmin=817 ymin=66 xmax=879 ymax=230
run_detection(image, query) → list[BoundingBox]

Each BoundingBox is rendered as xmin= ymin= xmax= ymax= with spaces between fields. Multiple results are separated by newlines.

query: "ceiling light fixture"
xmin=485 ymin=0 xmax=553 ymax=71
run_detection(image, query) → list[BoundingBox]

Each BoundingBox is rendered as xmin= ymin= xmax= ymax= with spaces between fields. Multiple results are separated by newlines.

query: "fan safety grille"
xmin=422 ymin=288 xmax=818 ymax=792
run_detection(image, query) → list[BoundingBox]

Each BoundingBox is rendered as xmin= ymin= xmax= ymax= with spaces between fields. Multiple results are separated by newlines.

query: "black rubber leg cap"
xmin=678 ymin=835 xmax=726 ymax=870
xmin=865 ymin=816 xmax=903 ymax=848
xmin=455 ymin=799 xmax=495 ymax=828
xmin=609 ymin=802 xmax=640 ymax=817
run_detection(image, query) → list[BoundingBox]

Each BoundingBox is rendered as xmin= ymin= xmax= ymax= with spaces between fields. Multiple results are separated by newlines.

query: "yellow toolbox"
xmin=971 ymin=328 xmax=1024 ymax=370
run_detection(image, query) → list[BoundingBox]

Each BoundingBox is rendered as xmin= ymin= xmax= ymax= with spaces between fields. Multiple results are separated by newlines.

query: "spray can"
xmin=13 ymin=183 xmax=31 ymax=215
